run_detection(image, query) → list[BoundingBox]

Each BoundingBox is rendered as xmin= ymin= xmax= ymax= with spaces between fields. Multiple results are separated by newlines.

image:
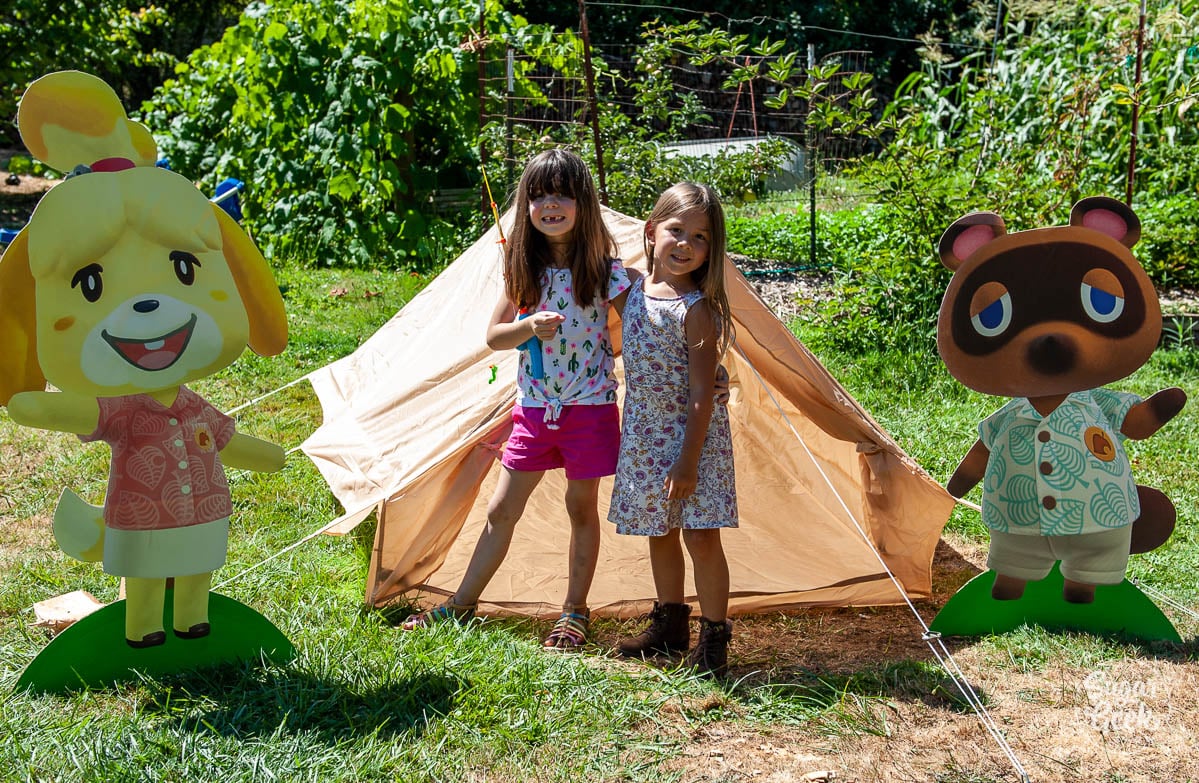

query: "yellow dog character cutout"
xmin=0 ymin=71 xmax=288 ymax=651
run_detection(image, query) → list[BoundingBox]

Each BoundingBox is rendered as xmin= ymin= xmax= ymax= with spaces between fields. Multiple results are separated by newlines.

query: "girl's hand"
xmin=713 ymin=363 xmax=731 ymax=405
xmin=528 ymin=311 xmax=566 ymax=340
xmin=663 ymin=461 xmax=698 ymax=500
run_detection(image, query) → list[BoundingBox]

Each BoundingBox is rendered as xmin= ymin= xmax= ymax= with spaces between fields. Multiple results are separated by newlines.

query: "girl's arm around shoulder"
xmin=610 ymin=265 xmax=640 ymax=318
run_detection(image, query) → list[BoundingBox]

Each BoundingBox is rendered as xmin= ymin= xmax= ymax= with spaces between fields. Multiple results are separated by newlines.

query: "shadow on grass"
xmin=730 ymin=659 xmax=980 ymax=730
xmin=139 ymin=661 xmax=463 ymax=743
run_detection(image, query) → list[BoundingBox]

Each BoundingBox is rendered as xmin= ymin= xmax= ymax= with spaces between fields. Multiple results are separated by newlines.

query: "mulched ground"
xmin=0 ymin=152 xmax=53 ymax=231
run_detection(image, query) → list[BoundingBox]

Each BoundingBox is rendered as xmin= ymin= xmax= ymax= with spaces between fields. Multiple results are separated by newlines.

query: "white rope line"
xmin=732 ymin=340 xmax=1032 ymax=782
xmin=213 ymin=501 xmax=378 ymax=590
xmin=1131 ymin=578 xmax=1199 ymax=623
xmin=955 ymin=496 xmax=982 ymax=513
xmin=224 ymin=374 xmax=313 ymax=416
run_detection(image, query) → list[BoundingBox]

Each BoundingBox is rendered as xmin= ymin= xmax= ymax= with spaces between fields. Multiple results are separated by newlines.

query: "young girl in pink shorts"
xmin=403 ymin=148 xmax=630 ymax=648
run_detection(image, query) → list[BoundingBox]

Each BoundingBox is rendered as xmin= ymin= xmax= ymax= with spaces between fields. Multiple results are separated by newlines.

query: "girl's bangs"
xmin=525 ymin=159 xmax=580 ymax=199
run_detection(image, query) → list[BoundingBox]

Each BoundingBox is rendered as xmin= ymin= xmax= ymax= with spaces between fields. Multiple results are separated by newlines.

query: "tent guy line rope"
xmin=212 ymin=501 xmax=377 ymax=590
xmin=224 ymin=373 xmax=313 ymax=416
xmin=955 ymin=496 xmax=982 ymax=513
xmin=1132 ymin=578 xmax=1199 ymax=623
xmin=730 ymin=340 xmax=1033 ymax=783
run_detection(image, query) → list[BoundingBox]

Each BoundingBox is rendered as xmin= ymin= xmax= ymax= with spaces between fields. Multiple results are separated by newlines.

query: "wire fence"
xmin=472 ymin=2 xmax=882 ymax=268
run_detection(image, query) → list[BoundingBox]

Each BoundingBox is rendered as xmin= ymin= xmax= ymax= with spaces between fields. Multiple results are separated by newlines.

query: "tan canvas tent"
xmin=300 ymin=206 xmax=954 ymax=618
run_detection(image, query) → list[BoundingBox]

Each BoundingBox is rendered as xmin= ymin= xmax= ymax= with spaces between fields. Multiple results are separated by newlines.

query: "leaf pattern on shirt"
xmin=1041 ymin=499 xmax=1085 ymax=536
xmin=1091 ymin=482 xmax=1134 ymax=528
xmin=127 ymin=448 xmax=167 ymax=489
xmin=996 ymin=474 xmax=1040 ymax=529
xmin=1040 ymin=443 xmax=1090 ymax=492
xmin=1008 ymin=423 xmax=1037 ymax=465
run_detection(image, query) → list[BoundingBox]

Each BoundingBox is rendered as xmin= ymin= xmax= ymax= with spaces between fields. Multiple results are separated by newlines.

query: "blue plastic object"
xmin=212 ymin=177 xmax=245 ymax=222
xmin=156 ymin=157 xmax=171 ymax=169
xmin=517 ymin=310 xmax=544 ymax=380
xmin=0 ymin=227 xmax=19 ymax=247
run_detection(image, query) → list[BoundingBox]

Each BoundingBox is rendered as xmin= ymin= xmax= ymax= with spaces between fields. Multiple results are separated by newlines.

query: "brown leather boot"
xmin=683 ymin=617 xmax=733 ymax=678
xmin=617 ymin=601 xmax=691 ymax=657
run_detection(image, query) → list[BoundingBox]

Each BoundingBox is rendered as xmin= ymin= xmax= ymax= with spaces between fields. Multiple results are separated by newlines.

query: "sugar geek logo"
xmin=1082 ymin=670 xmax=1161 ymax=732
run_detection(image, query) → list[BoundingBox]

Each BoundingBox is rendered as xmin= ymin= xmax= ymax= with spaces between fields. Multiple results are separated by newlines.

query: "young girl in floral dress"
xmin=609 ymin=182 xmax=738 ymax=677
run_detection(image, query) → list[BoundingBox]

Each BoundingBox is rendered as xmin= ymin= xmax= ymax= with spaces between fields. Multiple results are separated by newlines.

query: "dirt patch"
xmin=651 ymin=658 xmax=1199 ymax=783
xmin=594 ymin=534 xmax=1199 ymax=782
xmin=732 ymin=253 xmax=838 ymax=324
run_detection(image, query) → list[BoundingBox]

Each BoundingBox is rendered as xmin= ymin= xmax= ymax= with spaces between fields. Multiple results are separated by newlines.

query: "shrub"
xmin=1137 ymin=194 xmax=1199 ymax=290
xmin=141 ymin=0 xmax=518 ymax=270
xmin=1 ymin=1 xmax=245 ymax=147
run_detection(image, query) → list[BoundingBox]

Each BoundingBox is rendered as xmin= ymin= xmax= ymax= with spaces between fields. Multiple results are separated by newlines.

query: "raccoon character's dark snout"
xmin=1026 ymin=333 xmax=1076 ymax=375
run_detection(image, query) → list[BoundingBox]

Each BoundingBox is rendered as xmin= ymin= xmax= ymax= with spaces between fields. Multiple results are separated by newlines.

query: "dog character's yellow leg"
xmin=173 ymin=572 xmax=213 ymax=639
xmin=124 ymin=577 xmax=167 ymax=648
xmin=52 ymin=488 xmax=105 ymax=562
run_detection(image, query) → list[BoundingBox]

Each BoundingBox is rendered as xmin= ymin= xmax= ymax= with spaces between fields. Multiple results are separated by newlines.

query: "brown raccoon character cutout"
xmin=936 ymin=196 xmax=1186 ymax=609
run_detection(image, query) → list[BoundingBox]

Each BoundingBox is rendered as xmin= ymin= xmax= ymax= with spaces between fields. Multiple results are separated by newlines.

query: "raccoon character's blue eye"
xmin=1081 ymin=283 xmax=1124 ymax=323
xmin=971 ymin=292 xmax=1012 ymax=337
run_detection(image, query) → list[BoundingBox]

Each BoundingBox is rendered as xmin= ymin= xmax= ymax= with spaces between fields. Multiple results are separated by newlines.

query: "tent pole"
xmin=1124 ymin=0 xmax=1147 ymax=205
xmin=577 ymin=0 xmax=607 ymax=205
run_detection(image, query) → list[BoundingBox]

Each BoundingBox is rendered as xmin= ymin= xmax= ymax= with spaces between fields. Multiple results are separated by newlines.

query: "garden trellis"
xmin=474 ymin=2 xmax=875 ymax=270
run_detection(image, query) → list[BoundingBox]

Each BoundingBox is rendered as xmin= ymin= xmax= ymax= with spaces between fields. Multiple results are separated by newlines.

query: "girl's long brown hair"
xmin=644 ymin=182 xmax=735 ymax=356
xmin=504 ymin=148 xmax=617 ymax=310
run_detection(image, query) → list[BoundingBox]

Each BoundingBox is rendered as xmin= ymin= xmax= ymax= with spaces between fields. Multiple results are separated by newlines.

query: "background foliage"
xmin=0 ymin=0 xmax=246 ymax=147
xmin=793 ymin=0 xmax=1199 ymax=357
xmin=2 ymin=0 xmax=1196 ymax=335
xmin=139 ymin=0 xmax=523 ymax=269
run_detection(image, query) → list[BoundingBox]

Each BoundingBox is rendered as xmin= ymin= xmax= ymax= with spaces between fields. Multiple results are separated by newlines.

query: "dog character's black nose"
xmin=133 ymin=299 xmax=160 ymax=313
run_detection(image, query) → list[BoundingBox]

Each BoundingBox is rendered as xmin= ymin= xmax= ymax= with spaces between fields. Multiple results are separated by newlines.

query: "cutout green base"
xmin=16 ymin=591 xmax=295 ymax=694
xmin=930 ymin=563 xmax=1180 ymax=643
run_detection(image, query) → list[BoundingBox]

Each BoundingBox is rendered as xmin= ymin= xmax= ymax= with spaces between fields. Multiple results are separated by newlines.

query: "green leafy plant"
xmin=788 ymin=0 xmax=1199 ymax=356
xmin=0 ymin=1 xmax=245 ymax=147
xmin=482 ymin=19 xmax=863 ymax=219
xmin=141 ymin=0 xmax=518 ymax=270
xmin=4 ymin=155 xmax=54 ymax=178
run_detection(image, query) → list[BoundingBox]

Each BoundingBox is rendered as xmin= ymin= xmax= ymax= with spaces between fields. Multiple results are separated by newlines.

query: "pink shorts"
xmin=502 ymin=404 xmax=620 ymax=479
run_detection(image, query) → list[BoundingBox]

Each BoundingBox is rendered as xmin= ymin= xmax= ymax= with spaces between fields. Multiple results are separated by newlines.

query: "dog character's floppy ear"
xmin=0 ymin=230 xmax=46 ymax=405
xmin=1070 ymin=196 xmax=1141 ymax=248
xmin=18 ymin=71 xmax=156 ymax=173
xmin=938 ymin=211 xmax=1006 ymax=271
xmin=214 ymin=206 xmax=287 ymax=356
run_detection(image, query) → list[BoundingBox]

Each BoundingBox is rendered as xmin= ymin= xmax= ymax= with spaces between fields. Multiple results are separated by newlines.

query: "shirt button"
xmin=178 ymin=461 xmax=188 ymax=470
xmin=1042 ymin=496 xmax=1056 ymax=510
xmin=174 ymin=439 xmax=184 ymax=447
xmin=1037 ymin=431 xmax=1051 ymax=443
xmin=181 ymin=485 xmax=192 ymax=495
xmin=169 ymin=418 xmax=178 ymax=426
xmin=1039 ymin=461 xmax=1053 ymax=475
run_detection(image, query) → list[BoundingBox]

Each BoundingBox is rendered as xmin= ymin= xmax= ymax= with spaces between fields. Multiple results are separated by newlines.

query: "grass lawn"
xmin=2 ymin=264 xmax=1197 ymax=782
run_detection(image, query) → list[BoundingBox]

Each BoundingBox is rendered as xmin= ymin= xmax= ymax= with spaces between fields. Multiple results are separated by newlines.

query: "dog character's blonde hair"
xmin=0 ymin=71 xmax=286 ymax=404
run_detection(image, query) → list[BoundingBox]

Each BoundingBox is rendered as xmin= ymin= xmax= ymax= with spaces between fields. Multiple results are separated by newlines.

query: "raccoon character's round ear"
xmin=1069 ymin=196 xmax=1141 ymax=249
xmin=938 ymin=212 xmax=1006 ymax=271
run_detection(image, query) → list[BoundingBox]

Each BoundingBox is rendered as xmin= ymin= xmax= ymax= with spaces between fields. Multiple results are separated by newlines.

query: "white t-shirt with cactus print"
xmin=516 ymin=258 xmax=630 ymax=419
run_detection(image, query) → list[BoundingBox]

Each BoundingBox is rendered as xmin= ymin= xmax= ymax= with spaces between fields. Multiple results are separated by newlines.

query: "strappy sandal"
xmin=401 ymin=598 xmax=476 ymax=631
xmin=542 ymin=606 xmax=590 ymax=650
